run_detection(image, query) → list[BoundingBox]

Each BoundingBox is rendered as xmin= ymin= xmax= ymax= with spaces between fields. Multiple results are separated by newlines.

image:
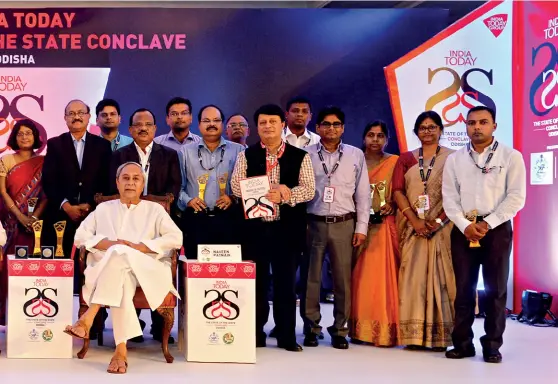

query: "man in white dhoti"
xmin=63 ymin=162 xmax=182 ymax=374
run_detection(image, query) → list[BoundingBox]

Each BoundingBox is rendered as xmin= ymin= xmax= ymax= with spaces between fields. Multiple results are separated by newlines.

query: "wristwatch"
xmin=435 ymin=218 xmax=444 ymax=227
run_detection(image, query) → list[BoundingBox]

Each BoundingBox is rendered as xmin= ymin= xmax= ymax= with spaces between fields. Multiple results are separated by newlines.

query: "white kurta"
xmin=74 ymin=199 xmax=182 ymax=344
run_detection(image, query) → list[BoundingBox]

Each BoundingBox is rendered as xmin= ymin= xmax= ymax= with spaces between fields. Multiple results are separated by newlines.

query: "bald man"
xmin=42 ymin=99 xmax=112 ymax=295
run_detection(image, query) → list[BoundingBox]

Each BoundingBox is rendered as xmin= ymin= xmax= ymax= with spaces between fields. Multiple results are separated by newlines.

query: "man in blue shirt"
xmin=95 ymin=99 xmax=133 ymax=151
xmin=303 ymin=106 xmax=370 ymax=350
xmin=177 ymin=105 xmax=244 ymax=259
xmin=155 ymin=97 xmax=201 ymax=150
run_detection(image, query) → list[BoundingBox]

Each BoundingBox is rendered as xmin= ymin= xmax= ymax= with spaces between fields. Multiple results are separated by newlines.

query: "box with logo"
xmin=182 ymin=261 xmax=256 ymax=363
xmin=6 ymin=257 xmax=74 ymax=359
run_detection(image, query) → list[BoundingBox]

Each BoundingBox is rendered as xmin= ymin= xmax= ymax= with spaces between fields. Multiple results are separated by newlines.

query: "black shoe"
xmin=331 ymin=336 xmax=349 ymax=350
xmin=445 ymin=347 xmax=476 ymax=359
xmin=130 ymin=319 xmax=146 ymax=343
xmin=303 ymin=333 xmax=319 ymax=347
xmin=432 ymin=347 xmax=447 ymax=352
xmin=350 ymin=338 xmax=364 ymax=345
xmin=278 ymin=341 xmax=303 ymax=352
xmin=318 ymin=331 xmax=325 ymax=340
xmin=483 ymin=349 xmax=502 ymax=363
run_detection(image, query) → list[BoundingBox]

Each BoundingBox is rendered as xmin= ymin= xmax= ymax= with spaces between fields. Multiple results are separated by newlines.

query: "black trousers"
xmin=245 ymin=220 xmax=298 ymax=345
xmin=450 ymin=220 xmax=512 ymax=351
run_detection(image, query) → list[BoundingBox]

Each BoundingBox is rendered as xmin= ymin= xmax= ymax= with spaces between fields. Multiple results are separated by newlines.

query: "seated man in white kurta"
xmin=63 ymin=161 xmax=182 ymax=374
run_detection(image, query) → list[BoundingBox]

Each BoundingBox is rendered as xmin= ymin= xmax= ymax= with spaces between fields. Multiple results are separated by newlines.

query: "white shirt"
xmin=134 ymin=141 xmax=154 ymax=195
xmin=282 ymin=126 xmax=320 ymax=149
xmin=442 ymin=139 xmax=526 ymax=233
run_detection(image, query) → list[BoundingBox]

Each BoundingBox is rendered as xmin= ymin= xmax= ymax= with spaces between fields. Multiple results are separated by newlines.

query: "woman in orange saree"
xmin=392 ymin=111 xmax=456 ymax=352
xmin=350 ymin=121 xmax=400 ymax=347
xmin=0 ymin=119 xmax=47 ymax=324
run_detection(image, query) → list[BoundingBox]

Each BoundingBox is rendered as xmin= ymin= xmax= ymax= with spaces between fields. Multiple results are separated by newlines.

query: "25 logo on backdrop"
xmin=425 ymin=66 xmax=496 ymax=127
xmin=22 ymin=287 xmax=59 ymax=318
xmin=0 ymin=76 xmax=47 ymax=154
xmin=529 ymin=42 xmax=558 ymax=116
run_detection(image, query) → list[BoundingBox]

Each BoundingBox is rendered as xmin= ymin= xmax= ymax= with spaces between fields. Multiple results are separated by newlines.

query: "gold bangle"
xmin=401 ymin=206 xmax=411 ymax=214
xmin=8 ymin=203 xmax=14 ymax=210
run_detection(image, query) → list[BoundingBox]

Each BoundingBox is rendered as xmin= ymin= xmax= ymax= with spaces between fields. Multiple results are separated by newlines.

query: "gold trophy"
xmin=414 ymin=196 xmax=427 ymax=220
xmin=197 ymin=174 xmax=209 ymax=200
xmin=31 ymin=220 xmax=43 ymax=258
xmin=27 ymin=197 xmax=38 ymax=217
xmin=218 ymin=172 xmax=228 ymax=196
xmin=377 ymin=180 xmax=387 ymax=209
xmin=369 ymin=180 xmax=387 ymax=224
xmin=465 ymin=210 xmax=481 ymax=248
xmin=54 ymin=221 xmax=67 ymax=257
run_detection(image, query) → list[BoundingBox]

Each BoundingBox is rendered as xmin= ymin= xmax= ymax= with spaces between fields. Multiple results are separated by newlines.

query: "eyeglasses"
xmin=319 ymin=121 xmax=343 ymax=129
xmin=169 ymin=111 xmax=190 ymax=118
xmin=131 ymin=123 xmax=155 ymax=128
xmin=17 ymin=131 xmax=33 ymax=138
xmin=228 ymin=123 xmax=248 ymax=129
xmin=66 ymin=111 xmax=89 ymax=117
xmin=418 ymin=125 xmax=439 ymax=133
xmin=201 ymin=118 xmax=223 ymax=124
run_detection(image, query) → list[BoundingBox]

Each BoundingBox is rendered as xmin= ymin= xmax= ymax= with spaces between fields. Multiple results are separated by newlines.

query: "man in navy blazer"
xmin=42 ymin=100 xmax=112 ymax=291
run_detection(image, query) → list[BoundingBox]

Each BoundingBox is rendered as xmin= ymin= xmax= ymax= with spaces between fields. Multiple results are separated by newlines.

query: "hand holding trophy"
xmin=465 ymin=210 xmax=481 ymax=248
xmin=369 ymin=180 xmax=387 ymax=224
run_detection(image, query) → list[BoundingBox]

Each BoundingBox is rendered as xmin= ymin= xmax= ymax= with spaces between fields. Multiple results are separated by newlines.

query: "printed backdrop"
xmin=0 ymin=8 xmax=449 ymax=154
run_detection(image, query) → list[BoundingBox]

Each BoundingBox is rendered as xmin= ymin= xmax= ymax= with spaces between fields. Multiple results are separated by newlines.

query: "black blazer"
xmin=109 ymin=141 xmax=181 ymax=202
xmin=42 ymin=131 xmax=112 ymax=210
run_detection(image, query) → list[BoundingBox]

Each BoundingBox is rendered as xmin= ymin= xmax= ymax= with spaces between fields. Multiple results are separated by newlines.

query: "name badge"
xmin=417 ymin=194 xmax=430 ymax=211
xmin=323 ymin=186 xmax=335 ymax=203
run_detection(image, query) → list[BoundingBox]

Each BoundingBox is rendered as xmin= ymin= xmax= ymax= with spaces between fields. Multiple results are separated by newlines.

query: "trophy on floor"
xmin=369 ymin=180 xmax=387 ymax=224
xmin=465 ymin=210 xmax=481 ymax=248
xmin=27 ymin=197 xmax=38 ymax=217
xmin=30 ymin=220 xmax=43 ymax=258
xmin=54 ymin=221 xmax=67 ymax=258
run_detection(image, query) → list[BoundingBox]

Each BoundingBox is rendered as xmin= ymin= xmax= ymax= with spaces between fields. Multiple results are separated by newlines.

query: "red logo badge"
xmin=483 ymin=14 xmax=508 ymax=38
xmin=61 ymin=262 xmax=73 ymax=276
xmin=28 ymin=262 xmax=40 ymax=275
xmin=11 ymin=262 xmax=23 ymax=275
xmin=189 ymin=264 xmax=202 ymax=276
xmin=207 ymin=264 xmax=220 ymax=276
xmin=225 ymin=264 xmax=237 ymax=277
xmin=242 ymin=265 xmax=254 ymax=277
xmin=44 ymin=263 xmax=56 ymax=275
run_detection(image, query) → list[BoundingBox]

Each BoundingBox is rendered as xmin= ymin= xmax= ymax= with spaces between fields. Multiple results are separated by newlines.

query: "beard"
xmin=172 ymin=124 xmax=188 ymax=132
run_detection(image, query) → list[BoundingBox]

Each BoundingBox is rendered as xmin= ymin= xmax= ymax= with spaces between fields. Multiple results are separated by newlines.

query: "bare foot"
xmin=107 ymin=354 xmax=128 ymax=374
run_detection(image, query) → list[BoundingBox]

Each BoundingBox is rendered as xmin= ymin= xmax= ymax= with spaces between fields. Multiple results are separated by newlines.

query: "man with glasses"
xmin=95 ymin=98 xmax=133 ymax=151
xmin=155 ymin=97 xmax=201 ymax=149
xmin=303 ymin=106 xmax=370 ymax=350
xmin=225 ymin=113 xmax=249 ymax=147
xmin=42 ymin=99 xmax=112 ymax=293
xmin=178 ymin=105 xmax=244 ymax=259
xmin=109 ymin=107 xmax=181 ymax=344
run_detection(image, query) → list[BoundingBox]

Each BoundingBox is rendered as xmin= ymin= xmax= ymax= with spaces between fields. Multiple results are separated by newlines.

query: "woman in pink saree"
xmin=0 ymin=119 xmax=47 ymax=323
xmin=392 ymin=111 xmax=456 ymax=352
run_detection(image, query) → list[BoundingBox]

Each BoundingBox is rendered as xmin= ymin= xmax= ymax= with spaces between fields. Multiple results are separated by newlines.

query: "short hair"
xmin=225 ymin=113 xmax=249 ymax=126
xmin=7 ymin=119 xmax=43 ymax=150
xmin=95 ymin=98 xmax=120 ymax=116
xmin=166 ymin=97 xmax=192 ymax=116
xmin=253 ymin=104 xmax=285 ymax=125
xmin=413 ymin=111 xmax=444 ymax=135
xmin=467 ymin=105 xmax=496 ymax=122
xmin=116 ymin=161 xmax=144 ymax=179
xmin=363 ymin=120 xmax=389 ymax=140
xmin=316 ymin=106 xmax=345 ymax=125
xmin=129 ymin=108 xmax=156 ymax=126
xmin=64 ymin=99 xmax=90 ymax=114
xmin=198 ymin=104 xmax=225 ymax=123
xmin=286 ymin=96 xmax=312 ymax=113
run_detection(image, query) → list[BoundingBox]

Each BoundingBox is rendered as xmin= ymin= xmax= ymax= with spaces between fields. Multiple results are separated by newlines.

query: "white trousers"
xmin=89 ymin=252 xmax=142 ymax=345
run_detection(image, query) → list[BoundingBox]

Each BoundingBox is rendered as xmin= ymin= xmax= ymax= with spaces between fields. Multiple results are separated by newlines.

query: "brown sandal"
xmin=107 ymin=356 xmax=128 ymax=374
xmin=63 ymin=319 xmax=90 ymax=340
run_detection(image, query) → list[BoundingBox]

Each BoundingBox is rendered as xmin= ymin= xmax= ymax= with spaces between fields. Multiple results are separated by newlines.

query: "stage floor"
xmin=0 ymin=299 xmax=556 ymax=382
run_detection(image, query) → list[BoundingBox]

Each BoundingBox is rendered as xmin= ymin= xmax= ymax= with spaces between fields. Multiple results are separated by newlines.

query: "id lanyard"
xmin=318 ymin=144 xmax=343 ymax=184
xmin=467 ymin=141 xmax=499 ymax=173
xmin=198 ymin=146 xmax=226 ymax=171
xmin=418 ymin=145 xmax=440 ymax=194
xmin=266 ymin=143 xmax=286 ymax=174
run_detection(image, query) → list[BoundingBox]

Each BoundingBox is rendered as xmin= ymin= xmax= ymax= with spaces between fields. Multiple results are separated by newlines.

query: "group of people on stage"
xmin=0 ymin=95 xmax=526 ymax=374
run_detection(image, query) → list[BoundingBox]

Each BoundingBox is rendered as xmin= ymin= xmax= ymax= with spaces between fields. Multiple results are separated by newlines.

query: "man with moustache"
xmin=155 ymin=97 xmax=201 ymax=150
xmin=178 ymin=105 xmax=244 ymax=259
xmin=96 ymin=98 xmax=133 ymax=151
xmin=109 ymin=108 xmax=182 ymax=344
xmin=231 ymin=104 xmax=315 ymax=352
xmin=226 ymin=113 xmax=249 ymax=147
xmin=42 ymin=99 xmax=112 ymax=293
xmin=443 ymin=106 xmax=526 ymax=363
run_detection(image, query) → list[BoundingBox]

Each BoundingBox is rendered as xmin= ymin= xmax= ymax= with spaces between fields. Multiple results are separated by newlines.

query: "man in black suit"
xmin=109 ymin=107 xmax=182 ymax=344
xmin=42 ymin=99 xmax=112 ymax=293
